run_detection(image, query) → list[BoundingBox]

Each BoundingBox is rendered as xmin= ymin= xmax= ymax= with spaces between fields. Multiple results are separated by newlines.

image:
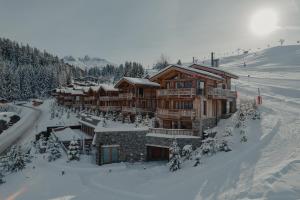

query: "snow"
xmin=1 ymin=45 xmax=300 ymax=199
xmin=146 ymin=133 xmax=200 ymax=139
xmin=94 ymin=119 xmax=149 ymax=132
xmin=151 ymin=64 xmax=224 ymax=80
xmin=53 ymin=128 xmax=92 ymax=142
xmin=0 ymin=112 xmax=16 ymax=123
xmin=116 ymin=77 xmax=160 ymax=87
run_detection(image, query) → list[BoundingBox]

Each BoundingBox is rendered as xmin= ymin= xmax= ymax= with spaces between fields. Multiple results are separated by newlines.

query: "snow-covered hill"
xmin=63 ymin=55 xmax=115 ymax=70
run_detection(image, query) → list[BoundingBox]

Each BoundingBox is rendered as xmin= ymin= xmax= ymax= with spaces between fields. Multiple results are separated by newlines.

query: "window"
xmin=175 ymin=101 xmax=193 ymax=109
xmin=203 ymin=101 xmax=207 ymax=116
xmin=196 ymin=80 xmax=205 ymax=95
xmin=176 ymin=81 xmax=192 ymax=89
xmin=138 ymin=88 xmax=144 ymax=97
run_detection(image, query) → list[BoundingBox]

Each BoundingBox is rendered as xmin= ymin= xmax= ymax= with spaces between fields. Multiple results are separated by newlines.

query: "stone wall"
xmin=94 ymin=130 xmax=148 ymax=165
xmin=145 ymin=135 xmax=202 ymax=150
xmin=202 ymin=117 xmax=218 ymax=131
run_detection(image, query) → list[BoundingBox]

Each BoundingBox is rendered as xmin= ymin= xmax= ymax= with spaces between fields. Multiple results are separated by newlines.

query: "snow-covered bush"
xmin=135 ymin=113 xmax=142 ymax=127
xmin=142 ymin=114 xmax=150 ymax=127
xmin=117 ymin=112 xmax=123 ymax=122
xmin=217 ymin=140 xmax=231 ymax=152
xmin=193 ymin=155 xmax=201 ymax=167
xmin=168 ymin=140 xmax=181 ymax=172
xmin=67 ymin=139 xmax=80 ymax=161
xmin=124 ymin=115 xmax=131 ymax=123
xmin=201 ymin=137 xmax=218 ymax=156
xmin=47 ymin=135 xmax=62 ymax=162
xmin=182 ymin=145 xmax=193 ymax=160
xmin=38 ymin=134 xmax=47 ymax=154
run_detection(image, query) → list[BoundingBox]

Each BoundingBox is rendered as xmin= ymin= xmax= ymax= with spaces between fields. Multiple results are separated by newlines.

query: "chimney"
xmin=211 ymin=52 xmax=214 ymax=67
xmin=193 ymin=57 xmax=195 ymax=64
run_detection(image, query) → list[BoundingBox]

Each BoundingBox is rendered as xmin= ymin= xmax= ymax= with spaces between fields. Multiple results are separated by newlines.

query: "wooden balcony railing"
xmin=84 ymin=96 xmax=96 ymax=101
xmin=119 ymin=93 xmax=133 ymax=99
xmin=150 ymin=128 xmax=194 ymax=136
xmin=122 ymin=106 xmax=151 ymax=113
xmin=99 ymin=96 xmax=120 ymax=101
xmin=99 ymin=106 xmax=121 ymax=112
xmin=207 ymin=87 xmax=237 ymax=99
xmin=157 ymin=88 xmax=196 ymax=97
xmin=157 ymin=108 xmax=195 ymax=118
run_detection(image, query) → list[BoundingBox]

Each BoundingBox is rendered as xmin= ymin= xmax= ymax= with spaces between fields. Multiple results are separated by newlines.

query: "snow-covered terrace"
xmin=52 ymin=127 xmax=92 ymax=142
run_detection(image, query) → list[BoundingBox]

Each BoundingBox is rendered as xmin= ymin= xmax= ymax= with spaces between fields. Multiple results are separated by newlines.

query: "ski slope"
xmin=0 ymin=46 xmax=300 ymax=200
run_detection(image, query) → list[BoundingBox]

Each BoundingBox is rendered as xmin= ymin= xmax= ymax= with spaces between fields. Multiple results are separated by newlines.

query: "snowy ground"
xmin=1 ymin=46 xmax=300 ymax=200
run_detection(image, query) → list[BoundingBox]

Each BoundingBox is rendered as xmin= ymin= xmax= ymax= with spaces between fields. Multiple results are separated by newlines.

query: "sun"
xmin=250 ymin=9 xmax=278 ymax=36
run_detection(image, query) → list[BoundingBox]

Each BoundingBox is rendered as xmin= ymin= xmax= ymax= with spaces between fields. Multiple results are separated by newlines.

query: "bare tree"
xmin=154 ymin=54 xmax=170 ymax=70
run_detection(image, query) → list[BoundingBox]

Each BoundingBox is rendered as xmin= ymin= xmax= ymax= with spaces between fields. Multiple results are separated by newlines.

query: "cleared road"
xmin=0 ymin=105 xmax=42 ymax=154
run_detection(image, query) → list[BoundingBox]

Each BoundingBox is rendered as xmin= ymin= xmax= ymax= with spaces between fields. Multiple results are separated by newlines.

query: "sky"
xmin=0 ymin=0 xmax=300 ymax=67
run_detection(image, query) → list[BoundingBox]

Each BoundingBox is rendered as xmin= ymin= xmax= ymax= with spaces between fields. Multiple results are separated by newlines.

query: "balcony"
xmin=149 ymin=128 xmax=194 ymax=136
xmin=157 ymin=108 xmax=195 ymax=118
xmin=207 ymin=87 xmax=237 ymax=99
xmin=157 ymin=88 xmax=196 ymax=97
xmin=99 ymin=96 xmax=120 ymax=101
xmin=122 ymin=106 xmax=151 ymax=113
xmin=99 ymin=106 xmax=121 ymax=112
xmin=119 ymin=93 xmax=133 ymax=99
xmin=84 ymin=96 xmax=96 ymax=101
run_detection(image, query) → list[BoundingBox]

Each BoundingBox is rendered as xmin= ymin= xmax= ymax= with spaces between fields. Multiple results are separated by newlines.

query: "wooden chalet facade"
xmin=149 ymin=64 xmax=238 ymax=137
xmin=98 ymin=84 xmax=121 ymax=112
xmin=114 ymin=77 xmax=160 ymax=118
xmin=54 ymin=64 xmax=238 ymax=138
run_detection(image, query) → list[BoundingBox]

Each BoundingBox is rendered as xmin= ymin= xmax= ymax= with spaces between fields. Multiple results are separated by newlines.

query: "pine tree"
xmin=182 ymin=145 xmax=193 ymax=160
xmin=67 ymin=138 xmax=80 ymax=161
xmin=6 ymin=145 xmax=25 ymax=172
xmin=47 ymin=135 xmax=62 ymax=162
xmin=169 ymin=140 xmax=181 ymax=172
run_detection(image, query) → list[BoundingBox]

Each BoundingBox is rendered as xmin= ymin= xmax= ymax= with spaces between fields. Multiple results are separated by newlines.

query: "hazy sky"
xmin=0 ymin=0 xmax=299 ymax=67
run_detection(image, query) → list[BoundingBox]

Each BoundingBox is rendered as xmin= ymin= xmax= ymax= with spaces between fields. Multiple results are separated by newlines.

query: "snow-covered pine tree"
xmin=7 ymin=145 xmax=25 ymax=172
xmin=168 ymin=140 xmax=181 ymax=172
xmin=67 ymin=138 xmax=80 ymax=161
xmin=47 ymin=135 xmax=62 ymax=162
xmin=182 ymin=145 xmax=193 ymax=160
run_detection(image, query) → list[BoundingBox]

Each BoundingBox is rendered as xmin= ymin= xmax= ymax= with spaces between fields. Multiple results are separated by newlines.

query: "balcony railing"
xmin=99 ymin=96 xmax=120 ymax=101
xmin=99 ymin=106 xmax=121 ymax=112
xmin=122 ymin=106 xmax=151 ymax=113
xmin=157 ymin=108 xmax=195 ymax=118
xmin=119 ymin=93 xmax=133 ymax=99
xmin=207 ymin=87 xmax=237 ymax=99
xmin=157 ymin=88 xmax=196 ymax=97
xmin=84 ymin=96 xmax=96 ymax=101
xmin=150 ymin=128 xmax=194 ymax=136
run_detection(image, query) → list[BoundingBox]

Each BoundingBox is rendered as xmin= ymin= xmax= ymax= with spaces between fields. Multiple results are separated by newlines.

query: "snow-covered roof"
xmin=150 ymin=65 xmax=224 ymax=81
xmin=100 ymin=84 xmax=118 ymax=92
xmin=188 ymin=63 xmax=238 ymax=79
xmin=115 ymin=77 xmax=160 ymax=88
xmin=94 ymin=120 xmax=149 ymax=132
xmin=53 ymin=127 xmax=92 ymax=141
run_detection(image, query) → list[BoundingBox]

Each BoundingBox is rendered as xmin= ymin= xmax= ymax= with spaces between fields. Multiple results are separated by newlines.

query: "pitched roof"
xmin=115 ymin=77 xmax=160 ymax=88
xmin=189 ymin=63 xmax=238 ymax=79
xmin=150 ymin=64 xmax=224 ymax=81
xmin=100 ymin=84 xmax=118 ymax=92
